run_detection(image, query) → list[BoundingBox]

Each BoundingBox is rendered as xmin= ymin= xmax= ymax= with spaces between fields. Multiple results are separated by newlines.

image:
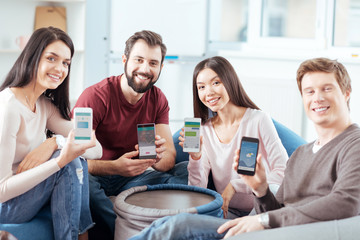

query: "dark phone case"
xmin=139 ymin=154 xmax=157 ymax=159
xmin=237 ymin=137 xmax=259 ymax=175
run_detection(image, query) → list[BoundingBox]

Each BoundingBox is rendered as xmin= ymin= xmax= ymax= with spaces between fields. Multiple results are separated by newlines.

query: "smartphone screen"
xmin=74 ymin=107 xmax=93 ymax=143
xmin=237 ymin=137 xmax=259 ymax=175
xmin=183 ymin=118 xmax=201 ymax=152
xmin=137 ymin=123 xmax=157 ymax=159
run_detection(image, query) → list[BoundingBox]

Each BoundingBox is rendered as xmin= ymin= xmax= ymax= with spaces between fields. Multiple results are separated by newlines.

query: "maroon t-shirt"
xmin=72 ymin=74 xmax=169 ymax=160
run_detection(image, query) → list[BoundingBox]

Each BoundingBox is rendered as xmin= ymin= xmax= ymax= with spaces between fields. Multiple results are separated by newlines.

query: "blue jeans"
xmin=0 ymin=151 xmax=93 ymax=240
xmin=130 ymin=213 xmax=229 ymax=240
xmin=89 ymin=161 xmax=189 ymax=238
xmin=129 ymin=183 xmax=275 ymax=239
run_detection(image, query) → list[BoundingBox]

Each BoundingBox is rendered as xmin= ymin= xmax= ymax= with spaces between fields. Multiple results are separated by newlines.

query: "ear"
xmin=344 ymin=89 xmax=351 ymax=102
xmin=122 ymin=55 xmax=127 ymax=65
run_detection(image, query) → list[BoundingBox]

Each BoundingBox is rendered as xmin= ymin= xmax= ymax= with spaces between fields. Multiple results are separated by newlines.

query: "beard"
xmin=125 ymin=61 xmax=160 ymax=93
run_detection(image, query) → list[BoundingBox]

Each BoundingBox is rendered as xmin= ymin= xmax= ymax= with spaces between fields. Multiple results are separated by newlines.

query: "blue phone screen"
xmin=77 ymin=121 xmax=89 ymax=129
xmin=238 ymin=141 xmax=258 ymax=171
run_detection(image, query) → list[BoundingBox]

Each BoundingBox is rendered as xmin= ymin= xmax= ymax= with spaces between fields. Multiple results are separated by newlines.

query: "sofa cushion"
xmin=0 ymin=204 xmax=54 ymax=240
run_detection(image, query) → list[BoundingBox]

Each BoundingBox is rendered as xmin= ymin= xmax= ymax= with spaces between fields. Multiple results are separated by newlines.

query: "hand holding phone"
xmin=57 ymin=129 xmax=96 ymax=168
xmin=237 ymin=137 xmax=259 ymax=176
xmin=137 ymin=123 xmax=157 ymax=159
xmin=183 ymin=118 xmax=201 ymax=153
xmin=73 ymin=107 xmax=93 ymax=144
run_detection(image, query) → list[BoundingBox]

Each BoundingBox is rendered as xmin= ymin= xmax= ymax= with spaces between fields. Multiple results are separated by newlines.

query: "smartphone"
xmin=73 ymin=107 xmax=93 ymax=144
xmin=237 ymin=137 xmax=259 ymax=176
xmin=137 ymin=123 xmax=157 ymax=159
xmin=183 ymin=118 xmax=201 ymax=152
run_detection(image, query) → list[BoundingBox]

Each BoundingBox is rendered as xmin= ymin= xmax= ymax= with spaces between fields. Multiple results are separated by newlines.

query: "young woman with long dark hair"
xmin=180 ymin=56 xmax=287 ymax=218
xmin=0 ymin=27 xmax=102 ymax=240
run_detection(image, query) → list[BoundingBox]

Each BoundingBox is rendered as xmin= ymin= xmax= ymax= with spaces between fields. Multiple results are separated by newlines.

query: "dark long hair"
xmin=0 ymin=27 xmax=74 ymax=120
xmin=193 ymin=56 xmax=259 ymax=124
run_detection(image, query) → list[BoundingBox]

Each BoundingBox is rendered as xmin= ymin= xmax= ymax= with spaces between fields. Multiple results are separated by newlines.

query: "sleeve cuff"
xmin=55 ymin=135 xmax=66 ymax=150
xmin=258 ymin=212 xmax=271 ymax=229
xmin=256 ymin=186 xmax=272 ymax=202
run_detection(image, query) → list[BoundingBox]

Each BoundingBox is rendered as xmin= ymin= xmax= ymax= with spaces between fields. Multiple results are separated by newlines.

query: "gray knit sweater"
xmin=255 ymin=124 xmax=360 ymax=228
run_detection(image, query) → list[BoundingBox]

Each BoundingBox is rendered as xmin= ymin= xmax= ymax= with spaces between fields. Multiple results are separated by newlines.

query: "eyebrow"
xmin=303 ymin=83 xmax=335 ymax=91
xmin=197 ymin=75 xmax=219 ymax=84
xmin=302 ymin=87 xmax=313 ymax=91
xmin=45 ymin=51 xmax=71 ymax=61
xmin=133 ymin=55 xmax=160 ymax=64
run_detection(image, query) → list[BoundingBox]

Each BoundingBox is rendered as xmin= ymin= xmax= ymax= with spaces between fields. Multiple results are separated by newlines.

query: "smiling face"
xmin=123 ymin=39 xmax=163 ymax=93
xmin=301 ymin=72 xmax=350 ymax=130
xmin=36 ymin=40 xmax=71 ymax=91
xmin=196 ymin=68 xmax=230 ymax=112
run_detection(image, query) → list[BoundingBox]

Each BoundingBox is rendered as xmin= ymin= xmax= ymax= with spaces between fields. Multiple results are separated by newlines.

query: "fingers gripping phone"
xmin=237 ymin=137 xmax=259 ymax=176
xmin=73 ymin=107 xmax=93 ymax=144
xmin=183 ymin=118 xmax=201 ymax=153
xmin=137 ymin=123 xmax=157 ymax=159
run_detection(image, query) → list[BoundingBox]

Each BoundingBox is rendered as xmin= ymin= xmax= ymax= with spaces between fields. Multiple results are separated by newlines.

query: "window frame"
xmin=326 ymin=0 xmax=360 ymax=60
xmin=247 ymin=0 xmax=327 ymax=51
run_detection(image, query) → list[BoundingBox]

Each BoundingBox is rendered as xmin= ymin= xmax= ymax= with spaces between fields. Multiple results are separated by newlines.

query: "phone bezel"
xmin=137 ymin=123 xmax=157 ymax=159
xmin=237 ymin=136 xmax=259 ymax=176
xmin=73 ymin=107 xmax=93 ymax=144
xmin=183 ymin=117 xmax=201 ymax=153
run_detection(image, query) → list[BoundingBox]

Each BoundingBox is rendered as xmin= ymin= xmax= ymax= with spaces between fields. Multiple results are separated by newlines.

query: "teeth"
xmin=209 ymin=99 xmax=218 ymax=103
xmin=137 ymin=75 xmax=149 ymax=80
xmin=48 ymin=74 xmax=60 ymax=79
xmin=314 ymin=107 xmax=327 ymax=112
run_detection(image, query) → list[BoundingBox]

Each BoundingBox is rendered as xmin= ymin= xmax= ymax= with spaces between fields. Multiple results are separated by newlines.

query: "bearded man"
xmin=72 ymin=30 xmax=188 ymax=240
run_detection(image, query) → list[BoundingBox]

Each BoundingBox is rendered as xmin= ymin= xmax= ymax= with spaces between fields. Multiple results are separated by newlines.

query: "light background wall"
xmin=1 ymin=0 xmax=359 ymax=144
xmin=97 ymin=0 xmax=360 ymax=143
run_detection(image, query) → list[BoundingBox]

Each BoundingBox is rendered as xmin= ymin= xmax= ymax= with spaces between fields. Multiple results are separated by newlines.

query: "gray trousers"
xmin=228 ymin=215 xmax=360 ymax=240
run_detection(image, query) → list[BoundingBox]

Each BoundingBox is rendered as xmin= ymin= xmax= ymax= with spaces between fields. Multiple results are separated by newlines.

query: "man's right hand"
xmin=111 ymin=150 xmax=157 ymax=177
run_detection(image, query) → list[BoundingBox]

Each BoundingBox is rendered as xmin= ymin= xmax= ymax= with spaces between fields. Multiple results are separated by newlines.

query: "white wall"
xmin=154 ymin=52 xmax=360 ymax=142
xmin=102 ymin=0 xmax=360 ymax=142
xmin=222 ymin=55 xmax=304 ymax=137
xmin=156 ymin=55 xmax=306 ymax=138
xmin=156 ymin=60 xmax=200 ymax=133
xmin=84 ymin=0 xmax=111 ymax=88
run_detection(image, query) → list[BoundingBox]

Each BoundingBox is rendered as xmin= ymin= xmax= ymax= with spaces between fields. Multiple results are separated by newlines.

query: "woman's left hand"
xmin=221 ymin=183 xmax=236 ymax=218
xmin=16 ymin=137 xmax=58 ymax=174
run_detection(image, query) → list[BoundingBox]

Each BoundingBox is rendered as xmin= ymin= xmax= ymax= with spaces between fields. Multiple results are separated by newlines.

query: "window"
xmin=248 ymin=0 xmax=324 ymax=50
xmin=220 ymin=0 xmax=249 ymax=42
xmin=208 ymin=0 xmax=249 ymax=51
xmin=208 ymin=0 xmax=360 ymax=53
xmin=261 ymin=0 xmax=317 ymax=39
xmin=333 ymin=0 xmax=360 ymax=47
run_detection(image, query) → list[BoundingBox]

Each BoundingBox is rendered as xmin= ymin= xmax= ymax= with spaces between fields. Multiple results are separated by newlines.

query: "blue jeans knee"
xmin=52 ymin=155 xmax=93 ymax=240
